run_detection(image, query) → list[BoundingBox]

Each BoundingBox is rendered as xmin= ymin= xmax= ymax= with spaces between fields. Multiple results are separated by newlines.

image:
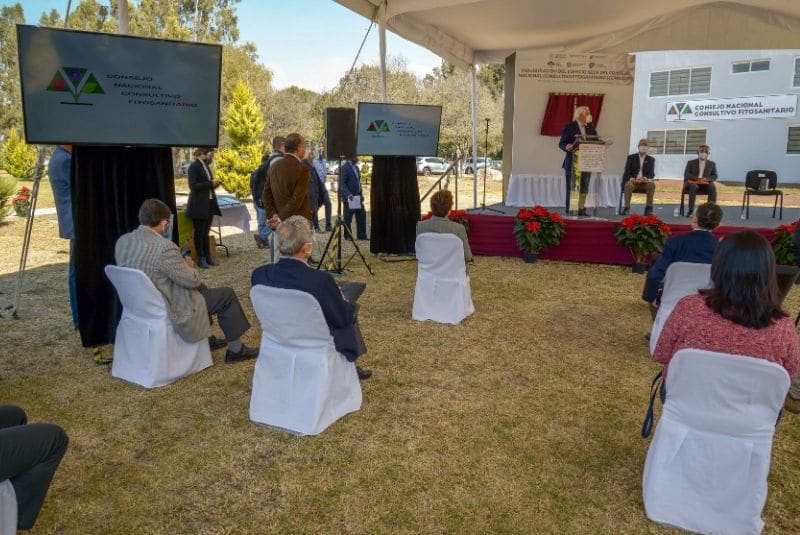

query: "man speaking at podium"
xmin=559 ymin=106 xmax=597 ymax=216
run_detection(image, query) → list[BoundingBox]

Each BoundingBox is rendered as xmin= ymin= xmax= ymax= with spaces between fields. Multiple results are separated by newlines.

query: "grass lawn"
xmin=1 ymin=202 xmax=799 ymax=533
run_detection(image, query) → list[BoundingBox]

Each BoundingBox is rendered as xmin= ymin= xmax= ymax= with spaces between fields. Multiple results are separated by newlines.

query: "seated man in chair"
xmin=683 ymin=144 xmax=718 ymax=217
xmin=115 ymin=199 xmax=258 ymax=363
xmin=251 ymin=216 xmax=372 ymax=380
xmin=620 ymin=138 xmax=656 ymax=215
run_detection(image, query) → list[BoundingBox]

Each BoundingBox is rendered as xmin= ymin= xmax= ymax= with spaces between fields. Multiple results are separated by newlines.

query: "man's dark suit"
xmin=643 ymin=229 xmax=718 ymax=302
xmin=340 ymin=160 xmax=367 ymax=240
xmin=251 ymin=258 xmax=366 ymax=361
xmin=622 ymin=153 xmax=656 ymax=185
xmin=263 ymin=155 xmax=312 ymax=221
xmin=683 ymin=158 xmax=718 ymax=213
xmin=559 ymin=121 xmax=597 ymax=211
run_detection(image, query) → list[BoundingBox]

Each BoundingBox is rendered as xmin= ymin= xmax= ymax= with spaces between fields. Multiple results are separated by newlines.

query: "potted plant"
xmin=12 ymin=185 xmax=31 ymax=217
xmin=420 ymin=209 xmax=470 ymax=232
xmin=771 ymin=220 xmax=798 ymax=266
xmin=614 ymin=214 xmax=670 ymax=273
xmin=513 ymin=206 xmax=566 ymax=262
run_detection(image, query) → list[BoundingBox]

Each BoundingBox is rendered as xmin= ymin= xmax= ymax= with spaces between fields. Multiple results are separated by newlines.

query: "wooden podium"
xmin=571 ymin=138 xmax=610 ymax=215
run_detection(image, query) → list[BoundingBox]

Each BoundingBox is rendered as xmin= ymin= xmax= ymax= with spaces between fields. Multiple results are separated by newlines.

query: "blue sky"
xmin=11 ymin=0 xmax=442 ymax=91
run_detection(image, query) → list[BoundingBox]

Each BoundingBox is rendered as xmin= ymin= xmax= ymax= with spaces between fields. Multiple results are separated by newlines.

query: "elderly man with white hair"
xmin=558 ymin=105 xmax=598 ymax=216
xmin=251 ymin=216 xmax=372 ymax=380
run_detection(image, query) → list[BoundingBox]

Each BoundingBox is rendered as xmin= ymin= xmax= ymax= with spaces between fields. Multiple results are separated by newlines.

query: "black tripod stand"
xmin=479 ymin=117 xmax=503 ymax=213
xmin=317 ymin=157 xmax=373 ymax=275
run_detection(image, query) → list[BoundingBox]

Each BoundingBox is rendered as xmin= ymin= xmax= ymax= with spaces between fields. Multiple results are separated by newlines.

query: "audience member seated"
xmin=682 ymin=144 xmax=718 ymax=216
xmin=620 ymin=138 xmax=656 ymax=216
xmin=786 ymin=224 xmax=800 ymax=413
xmin=251 ymin=216 xmax=372 ymax=380
xmin=643 ymin=202 xmax=722 ymax=319
xmin=0 ymin=405 xmax=68 ymax=531
xmin=115 ymin=199 xmax=258 ymax=363
xmin=652 ymin=230 xmax=799 ymax=383
xmin=416 ymin=189 xmax=472 ymax=265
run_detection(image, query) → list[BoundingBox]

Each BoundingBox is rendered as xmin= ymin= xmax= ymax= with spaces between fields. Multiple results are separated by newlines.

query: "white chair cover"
xmin=649 ymin=262 xmax=711 ymax=354
xmin=412 ymin=233 xmax=475 ymax=325
xmin=249 ymin=285 xmax=362 ymax=435
xmin=0 ymin=480 xmax=16 ymax=535
xmin=643 ymin=349 xmax=789 ymax=534
xmin=104 ymin=265 xmax=212 ymax=389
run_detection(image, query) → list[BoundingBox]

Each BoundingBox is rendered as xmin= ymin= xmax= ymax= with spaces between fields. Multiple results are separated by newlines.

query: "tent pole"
xmin=378 ymin=1 xmax=387 ymax=102
xmin=470 ymin=64 xmax=478 ymax=208
xmin=118 ymin=0 xmax=129 ymax=35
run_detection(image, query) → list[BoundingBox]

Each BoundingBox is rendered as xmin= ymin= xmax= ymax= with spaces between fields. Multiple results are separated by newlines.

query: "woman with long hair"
xmin=653 ymin=230 xmax=799 ymax=382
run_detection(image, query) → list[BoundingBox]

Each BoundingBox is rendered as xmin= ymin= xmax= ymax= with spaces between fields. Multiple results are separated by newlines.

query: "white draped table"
xmin=506 ymin=173 xmax=622 ymax=209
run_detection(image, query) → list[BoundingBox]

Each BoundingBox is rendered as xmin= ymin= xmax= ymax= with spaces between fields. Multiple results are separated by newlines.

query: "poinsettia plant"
xmin=771 ymin=220 xmax=799 ymax=265
xmin=420 ymin=209 xmax=470 ymax=232
xmin=12 ymin=185 xmax=31 ymax=216
xmin=614 ymin=213 xmax=670 ymax=263
xmin=513 ymin=205 xmax=566 ymax=254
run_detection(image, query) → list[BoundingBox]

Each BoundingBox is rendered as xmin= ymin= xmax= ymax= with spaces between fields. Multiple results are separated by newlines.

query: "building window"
xmin=649 ymin=67 xmax=711 ymax=97
xmin=794 ymin=58 xmax=800 ymax=87
xmin=732 ymin=59 xmax=770 ymax=73
xmin=647 ymin=129 xmax=707 ymax=155
xmin=788 ymin=126 xmax=800 ymax=154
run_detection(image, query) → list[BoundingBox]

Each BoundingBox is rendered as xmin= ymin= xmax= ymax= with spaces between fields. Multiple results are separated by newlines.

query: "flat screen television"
xmin=356 ymin=102 xmax=442 ymax=156
xmin=16 ymin=25 xmax=222 ymax=147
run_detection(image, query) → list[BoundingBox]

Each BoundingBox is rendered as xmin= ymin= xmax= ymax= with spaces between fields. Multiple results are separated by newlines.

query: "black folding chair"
xmin=618 ymin=179 xmax=650 ymax=213
xmin=679 ymin=182 xmax=711 ymax=216
xmin=741 ymin=170 xmax=782 ymax=220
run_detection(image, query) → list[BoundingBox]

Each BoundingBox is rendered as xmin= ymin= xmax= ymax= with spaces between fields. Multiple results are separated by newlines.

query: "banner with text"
xmin=517 ymin=53 xmax=633 ymax=85
xmin=666 ymin=95 xmax=798 ymax=122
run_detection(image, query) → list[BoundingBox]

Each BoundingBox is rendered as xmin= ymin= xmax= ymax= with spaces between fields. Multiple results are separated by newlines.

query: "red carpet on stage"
xmin=467 ymin=213 xmax=775 ymax=265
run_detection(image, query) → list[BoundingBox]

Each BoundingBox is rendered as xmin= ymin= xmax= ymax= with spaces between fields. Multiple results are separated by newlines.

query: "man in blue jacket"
xmin=643 ymin=202 xmax=723 ymax=318
xmin=251 ymin=216 xmax=372 ymax=379
xmin=340 ymin=156 xmax=367 ymax=240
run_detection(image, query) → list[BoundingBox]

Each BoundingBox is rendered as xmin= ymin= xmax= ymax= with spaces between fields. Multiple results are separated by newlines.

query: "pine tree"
xmin=215 ymin=80 xmax=264 ymax=198
xmin=0 ymin=128 xmax=37 ymax=179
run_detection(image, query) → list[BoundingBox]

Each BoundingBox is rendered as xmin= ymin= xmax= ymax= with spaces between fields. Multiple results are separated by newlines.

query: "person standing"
xmin=621 ymin=138 xmax=656 ymax=215
xmin=341 ymin=156 xmax=367 ymax=240
xmin=263 ymin=133 xmax=312 ymax=224
xmin=186 ymin=147 xmax=221 ymax=269
xmin=302 ymin=145 xmax=326 ymax=231
xmin=312 ymin=148 xmax=332 ymax=231
xmin=682 ymin=144 xmax=718 ymax=217
xmin=558 ymin=106 xmax=597 ymax=216
xmin=250 ymin=136 xmax=285 ymax=249
xmin=47 ymin=144 xmax=78 ymax=328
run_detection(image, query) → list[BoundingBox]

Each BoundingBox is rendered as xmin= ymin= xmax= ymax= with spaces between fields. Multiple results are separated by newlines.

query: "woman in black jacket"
xmin=186 ymin=147 xmax=221 ymax=268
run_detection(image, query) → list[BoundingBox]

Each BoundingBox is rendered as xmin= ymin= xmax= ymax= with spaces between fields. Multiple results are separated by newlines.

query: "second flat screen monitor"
xmin=356 ymin=102 xmax=441 ymax=157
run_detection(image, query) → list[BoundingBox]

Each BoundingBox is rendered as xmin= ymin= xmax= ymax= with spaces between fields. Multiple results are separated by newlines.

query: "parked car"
xmin=464 ymin=157 xmax=492 ymax=174
xmin=416 ymin=157 xmax=450 ymax=176
xmin=490 ymin=160 xmax=503 ymax=171
xmin=177 ymin=160 xmax=192 ymax=176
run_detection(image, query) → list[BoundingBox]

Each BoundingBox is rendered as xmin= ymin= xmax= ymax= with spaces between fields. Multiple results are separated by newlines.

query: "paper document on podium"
xmin=348 ymin=195 xmax=362 ymax=210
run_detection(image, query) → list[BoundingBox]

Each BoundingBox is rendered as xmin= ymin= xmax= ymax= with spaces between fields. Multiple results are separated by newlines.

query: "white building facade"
xmin=630 ymin=50 xmax=800 ymax=182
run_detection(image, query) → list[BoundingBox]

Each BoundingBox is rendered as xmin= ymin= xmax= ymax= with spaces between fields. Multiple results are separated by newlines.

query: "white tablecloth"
xmin=506 ymin=173 xmax=622 ymax=208
xmin=176 ymin=194 xmax=251 ymax=236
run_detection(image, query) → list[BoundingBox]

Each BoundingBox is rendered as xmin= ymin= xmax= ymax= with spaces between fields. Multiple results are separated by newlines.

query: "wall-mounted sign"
xmin=665 ymin=94 xmax=797 ymax=122
xmin=518 ymin=53 xmax=633 ymax=85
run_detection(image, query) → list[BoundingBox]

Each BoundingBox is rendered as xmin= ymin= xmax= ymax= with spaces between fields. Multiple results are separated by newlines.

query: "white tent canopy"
xmin=335 ymin=1 xmax=800 ymax=66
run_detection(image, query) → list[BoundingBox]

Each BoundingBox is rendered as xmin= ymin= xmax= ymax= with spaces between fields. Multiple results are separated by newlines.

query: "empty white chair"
xmin=649 ymin=262 xmax=711 ymax=354
xmin=0 ymin=480 xmax=16 ymax=535
xmin=105 ymin=265 xmax=212 ymax=388
xmin=249 ymin=285 xmax=362 ymax=435
xmin=643 ymin=349 xmax=789 ymax=534
xmin=412 ymin=233 xmax=474 ymax=324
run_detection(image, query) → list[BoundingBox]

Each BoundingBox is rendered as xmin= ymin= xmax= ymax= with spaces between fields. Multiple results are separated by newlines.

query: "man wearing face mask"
xmin=115 ymin=199 xmax=259 ymax=363
xmin=682 ymin=144 xmax=718 ymax=216
xmin=621 ymin=138 xmax=656 ymax=215
xmin=559 ymin=106 xmax=598 ymax=216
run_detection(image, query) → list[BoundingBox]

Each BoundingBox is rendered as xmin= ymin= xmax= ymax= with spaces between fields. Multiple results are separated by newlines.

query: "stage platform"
xmin=466 ymin=202 xmax=795 ymax=265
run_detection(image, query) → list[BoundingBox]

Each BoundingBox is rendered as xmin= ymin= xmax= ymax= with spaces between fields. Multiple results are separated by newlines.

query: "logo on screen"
xmin=47 ymin=67 xmax=105 ymax=105
xmin=666 ymin=102 xmax=692 ymax=120
xmin=366 ymin=120 xmax=390 ymax=133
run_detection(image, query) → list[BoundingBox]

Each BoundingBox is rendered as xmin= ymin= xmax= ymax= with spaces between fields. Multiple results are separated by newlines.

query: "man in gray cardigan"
xmin=115 ymin=199 xmax=258 ymax=362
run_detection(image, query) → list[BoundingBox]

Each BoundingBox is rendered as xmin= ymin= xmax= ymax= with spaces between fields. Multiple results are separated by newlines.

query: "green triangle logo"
xmin=81 ymin=73 xmax=104 ymax=94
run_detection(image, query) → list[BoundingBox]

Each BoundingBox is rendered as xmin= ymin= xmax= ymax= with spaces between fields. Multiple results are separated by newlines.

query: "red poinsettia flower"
xmin=548 ymin=212 xmax=564 ymax=224
xmin=525 ymin=221 xmax=541 ymax=233
xmin=531 ymin=205 xmax=549 ymax=218
xmin=516 ymin=208 xmax=534 ymax=221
